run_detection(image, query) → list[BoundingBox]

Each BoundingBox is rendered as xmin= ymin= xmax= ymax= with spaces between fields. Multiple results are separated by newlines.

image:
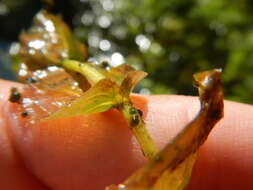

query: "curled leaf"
xmin=103 ymin=64 xmax=137 ymax=85
xmin=107 ymin=69 xmax=224 ymax=190
xmin=120 ymin=70 xmax=147 ymax=97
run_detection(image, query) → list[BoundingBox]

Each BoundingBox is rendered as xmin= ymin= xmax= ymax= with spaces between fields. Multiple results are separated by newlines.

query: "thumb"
xmin=1 ymin=79 xmax=253 ymax=190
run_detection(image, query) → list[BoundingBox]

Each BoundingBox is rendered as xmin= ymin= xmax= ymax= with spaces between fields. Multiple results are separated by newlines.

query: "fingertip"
xmin=187 ymin=101 xmax=253 ymax=190
xmin=3 ymin=80 xmax=253 ymax=190
xmin=0 ymin=80 xmax=48 ymax=190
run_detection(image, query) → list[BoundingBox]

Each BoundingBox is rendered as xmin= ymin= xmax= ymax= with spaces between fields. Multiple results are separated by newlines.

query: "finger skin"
xmin=1 ymin=79 xmax=253 ymax=190
xmin=0 ymin=80 xmax=48 ymax=190
xmin=147 ymin=95 xmax=253 ymax=190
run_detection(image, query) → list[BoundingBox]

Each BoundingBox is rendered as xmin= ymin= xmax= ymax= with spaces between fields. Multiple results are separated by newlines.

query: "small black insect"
xmin=25 ymin=77 xmax=37 ymax=84
xmin=131 ymin=114 xmax=139 ymax=127
xmin=9 ymin=87 xmax=21 ymax=103
xmin=137 ymin=109 xmax=143 ymax=117
xmin=21 ymin=111 xmax=29 ymax=117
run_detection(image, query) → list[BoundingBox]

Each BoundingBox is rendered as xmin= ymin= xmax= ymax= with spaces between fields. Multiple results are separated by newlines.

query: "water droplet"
xmin=33 ymin=70 xmax=47 ymax=79
xmin=44 ymin=20 xmax=55 ymax=32
xmin=18 ymin=69 xmax=28 ymax=77
xmin=28 ymin=40 xmax=46 ymax=50
xmin=48 ymin=66 xmax=60 ymax=72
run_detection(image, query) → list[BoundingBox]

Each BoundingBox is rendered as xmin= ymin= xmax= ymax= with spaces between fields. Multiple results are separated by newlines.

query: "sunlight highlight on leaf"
xmin=14 ymin=10 xmax=87 ymax=74
xmin=44 ymin=79 xmax=120 ymax=120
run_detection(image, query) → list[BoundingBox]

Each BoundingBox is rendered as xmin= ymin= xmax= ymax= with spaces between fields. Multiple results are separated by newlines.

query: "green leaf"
xmin=42 ymin=63 xmax=147 ymax=121
xmin=44 ymin=78 xmax=120 ymax=120
xmin=62 ymin=60 xmax=105 ymax=85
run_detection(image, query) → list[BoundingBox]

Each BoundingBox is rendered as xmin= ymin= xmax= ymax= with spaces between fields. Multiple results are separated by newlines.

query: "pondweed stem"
xmin=62 ymin=59 xmax=105 ymax=85
xmin=119 ymin=104 xmax=158 ymax=160
xmin=62 ymin=59 xmax=158 ymax=160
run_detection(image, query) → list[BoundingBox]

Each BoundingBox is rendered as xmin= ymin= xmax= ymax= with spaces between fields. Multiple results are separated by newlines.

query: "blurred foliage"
xmin=0 ymin=46 xmax=15 ymax=80
xmin=0 ymin=0 xmax=253 ymax=103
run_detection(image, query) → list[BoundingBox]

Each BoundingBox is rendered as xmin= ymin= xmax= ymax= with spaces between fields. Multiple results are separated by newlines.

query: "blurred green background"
xmin=0 ymin=0 xmax=252 ymax=103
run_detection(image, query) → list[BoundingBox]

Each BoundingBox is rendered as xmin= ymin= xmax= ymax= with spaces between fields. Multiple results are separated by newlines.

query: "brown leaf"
xmin=17 ymin=66 xmax=83 ymax=124
xmin=108 ymin=69 xmax=224 ymax=190
xmin=15 ymin=10 xmax=87 ymax=72
xmin=120 ymin=70 xmax=147 ymax=97
xmin=104 ymin=64 xmax=137 ymax=85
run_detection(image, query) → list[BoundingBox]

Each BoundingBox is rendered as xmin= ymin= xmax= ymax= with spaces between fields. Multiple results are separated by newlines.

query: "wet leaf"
xmin=61 ymin=60 xmax=147 ymax=94
xmin=57 ymin=60 xmax=156 ymax=158
xmin=27 ymin=66 xmax=84 ymax=96
xmin=103 ymin=64 xmax=137 ymax=85
xmin=107 ymin=69 xmax=224 ymax=190
xmin=120 ymin=70 xmax=147 ymax=97
xmin=14 ymin=10 xmax=87 ymax=72
xmin=43 ymin=63 xmax=148 ymax=120
xmin=62 ymin=60 xmax=106 ymax=85
xmin=44 ymin=78 xmax=121 ymax=120
xmin=16 ymin=66 xmax=84 ymax=124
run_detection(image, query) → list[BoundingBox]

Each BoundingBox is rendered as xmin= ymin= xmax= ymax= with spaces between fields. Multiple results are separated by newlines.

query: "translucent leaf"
xmin=16 ymin=66 xmax=84 ymax=124
xmin=21 ymin=61 xmax=147 ymax=122
xmin=44 ymin=79 xmax=120 ymax=120
xmin=62 ymin=60 xmax=106 ymax=86
xmin=120 ymin=70 xmax=147 ymax=97
xmin=104 ymin=64 xmax=137 ymax=85
xmin=64 ymin=63 xmax=137 ymax=86
xmin=60 ymin=61 xmax=147 ymax=94
xmin=107 ymin=69 xmax=224 ymax=190
xmin=26 ymin=66 xmax=84 ymax=97
xmin=42 ymin=69 xmax=147 ymax=121
xmin=15 ymin=10 xmax=87 ymax=71
xmin=153 ymin=153 xmax=197 ymax=190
